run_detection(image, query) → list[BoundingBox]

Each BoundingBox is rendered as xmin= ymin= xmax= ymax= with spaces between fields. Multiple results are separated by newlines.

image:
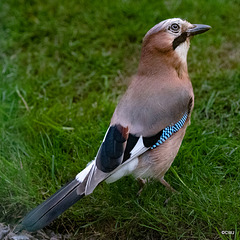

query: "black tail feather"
xmin=18 ymin=179 xmax=84 ymax=232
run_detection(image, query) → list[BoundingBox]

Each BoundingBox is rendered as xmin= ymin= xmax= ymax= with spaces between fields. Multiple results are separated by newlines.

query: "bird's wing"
xmin=75 ymin=94 xmax=193 ymax=195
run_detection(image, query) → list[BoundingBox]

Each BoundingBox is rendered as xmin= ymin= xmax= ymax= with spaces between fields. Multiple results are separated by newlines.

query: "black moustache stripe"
xmin=172 ymin=32 xmax=188 ymax=50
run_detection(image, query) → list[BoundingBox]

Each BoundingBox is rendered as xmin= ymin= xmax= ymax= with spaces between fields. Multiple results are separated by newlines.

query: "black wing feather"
xmin=96 ymin=125 xmax=128 ymax=173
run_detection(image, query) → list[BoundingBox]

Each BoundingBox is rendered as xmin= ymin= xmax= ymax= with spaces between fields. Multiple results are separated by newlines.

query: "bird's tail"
xmin=17 ymin=179 xmax=84 ymax=232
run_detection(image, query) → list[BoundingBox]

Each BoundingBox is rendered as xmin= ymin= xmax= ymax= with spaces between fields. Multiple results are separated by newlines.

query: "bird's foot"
xmin=137 ymin=178 xmax=149 ymax=196
xmin=160 ymin=178 xmax=178 ymax=193
xmin=159 ymin=178 xmax=180 ymax=205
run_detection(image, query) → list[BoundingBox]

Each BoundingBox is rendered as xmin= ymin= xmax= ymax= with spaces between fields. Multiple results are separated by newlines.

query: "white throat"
xmin=175 ymin=41 xmax=190 ymax=63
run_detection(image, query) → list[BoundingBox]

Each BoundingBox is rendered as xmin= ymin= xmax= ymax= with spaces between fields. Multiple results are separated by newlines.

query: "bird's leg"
xmin=160 ymin=177 xmax=177 ymax=193
xmin=159 ymin=177 xmax=179 ymax=205
xmin=137 ymin=178 xmax=148 ymax=196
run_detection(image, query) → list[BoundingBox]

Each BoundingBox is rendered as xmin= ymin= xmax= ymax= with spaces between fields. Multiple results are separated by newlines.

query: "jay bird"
xmin=19 ymin=18 xmax=211 ymax=232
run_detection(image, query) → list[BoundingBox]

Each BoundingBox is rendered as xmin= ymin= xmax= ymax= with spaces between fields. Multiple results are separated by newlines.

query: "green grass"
xmin=0 ymin=0 xmax=240 ymax=239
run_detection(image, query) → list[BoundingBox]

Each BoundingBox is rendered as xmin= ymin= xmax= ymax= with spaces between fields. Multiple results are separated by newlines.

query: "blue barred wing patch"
xmin=150 ymin=113 xmax=188 ymax=149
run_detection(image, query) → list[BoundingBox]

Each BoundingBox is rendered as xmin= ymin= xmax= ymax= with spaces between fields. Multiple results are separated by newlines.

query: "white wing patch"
xmin=130 ymin=136 xmax=149 ymax=158
xmin=75 ymin=160 xmax=94 ymax=183
xmin=106 ymin=136 xmax=149 ymax=183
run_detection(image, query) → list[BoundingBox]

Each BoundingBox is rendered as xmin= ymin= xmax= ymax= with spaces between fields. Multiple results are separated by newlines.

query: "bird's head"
xmin=140 ymin=18 xmax=211 ymax=75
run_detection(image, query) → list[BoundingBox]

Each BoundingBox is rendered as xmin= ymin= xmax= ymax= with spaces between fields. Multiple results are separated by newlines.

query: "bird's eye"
xmin=169 ymin=23 xmax=180 ymax=33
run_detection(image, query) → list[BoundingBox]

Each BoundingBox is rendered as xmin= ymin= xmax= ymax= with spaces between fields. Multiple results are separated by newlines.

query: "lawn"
xmin=0 ymin=0 xmax=239 ymax=239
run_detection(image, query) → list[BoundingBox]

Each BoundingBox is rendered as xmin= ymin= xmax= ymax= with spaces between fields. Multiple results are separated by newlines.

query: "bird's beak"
xmin=186 ymin=24 xmax=211 ymax=36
